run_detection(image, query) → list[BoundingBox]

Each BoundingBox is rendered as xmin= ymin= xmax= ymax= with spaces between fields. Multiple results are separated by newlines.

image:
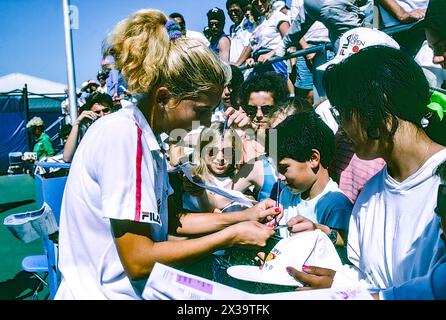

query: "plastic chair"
xmin=7 ymin=152 xmax=24 ymax=174
xmin=33 ymin=162 xmax=69 ymax=298
xmin=21 ymin=255 xmax=49 ymax=300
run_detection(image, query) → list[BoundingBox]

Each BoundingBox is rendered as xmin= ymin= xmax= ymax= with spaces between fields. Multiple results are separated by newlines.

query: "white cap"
xmin=26 ymin=116 xmax=44 ymax=128
xmin=317 ymin=27 xmax=400 ymax=71
xmin=273 ymin=0 xmax=286 ymax=11
xmin=227 ymin=230 xmax=342 ymax=287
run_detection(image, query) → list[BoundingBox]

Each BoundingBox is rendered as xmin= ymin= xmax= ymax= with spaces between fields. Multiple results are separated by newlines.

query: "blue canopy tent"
xmin=0 ymin=93 xmax=28 ymax=174
xmin=0 ymin=73 xmax=67 ymax=174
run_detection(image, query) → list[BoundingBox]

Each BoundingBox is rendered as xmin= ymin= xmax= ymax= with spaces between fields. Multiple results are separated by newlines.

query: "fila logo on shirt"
xmin=141 ymin=211 xmax=161 ymax=225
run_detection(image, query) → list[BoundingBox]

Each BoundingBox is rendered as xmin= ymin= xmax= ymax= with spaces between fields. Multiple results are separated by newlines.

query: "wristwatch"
xmin=327 ymin=228 xmax=338 ymax=245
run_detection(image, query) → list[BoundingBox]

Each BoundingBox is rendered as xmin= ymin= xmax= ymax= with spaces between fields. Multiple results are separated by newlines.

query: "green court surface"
xmin=0 ymin=174 xmax=49 ymax=300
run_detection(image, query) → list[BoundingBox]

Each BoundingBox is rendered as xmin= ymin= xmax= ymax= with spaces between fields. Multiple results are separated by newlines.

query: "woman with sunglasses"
xmin=227 ymin=72 xmax=290 ymax=202
xmin=62 ymin=92 xmax=113 ymax=162
xmin=287 ymin=46 xmax=446 ymax=299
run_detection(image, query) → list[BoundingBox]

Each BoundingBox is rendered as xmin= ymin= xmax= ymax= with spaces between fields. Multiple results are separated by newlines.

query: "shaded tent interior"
xmin=0 ymin=73 xmax=66 ymax=174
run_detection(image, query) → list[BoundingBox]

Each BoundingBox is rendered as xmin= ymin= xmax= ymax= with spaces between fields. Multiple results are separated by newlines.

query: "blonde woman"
xmin=55 ymin=9 xmax=279 ymax=300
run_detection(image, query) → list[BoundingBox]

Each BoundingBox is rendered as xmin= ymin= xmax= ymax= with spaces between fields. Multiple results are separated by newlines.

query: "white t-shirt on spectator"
xmin=55 ymin=103 xmax=172 ymax=299
xmin=415 ymin=41 xmax=446 ymax=88
xmin=346 ymin=149 xmax=446 ymax=289
xmin=186 ymin=29 xmax=210 ymax=47
xmin=250 ymin=11 xmax=290 ymax=53
xmin=229 ymin=17 xmax=255 ymax=64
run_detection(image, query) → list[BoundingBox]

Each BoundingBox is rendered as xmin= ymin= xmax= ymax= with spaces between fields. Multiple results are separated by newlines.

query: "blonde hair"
xmin=103 ymin=9 xmax=230 ymax=99
xmin=192 ymin=123 xmax=243 ymax=184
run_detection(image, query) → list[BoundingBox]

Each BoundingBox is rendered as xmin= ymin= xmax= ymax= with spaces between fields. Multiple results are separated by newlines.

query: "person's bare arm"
xmin=218 ymin=36 xmax=231 ymax=62
xmin=63 ymin=110 xmax=98 ymax=162
xmin=235 ymin=45 xmax=253 ymax=66
xmin=379 ymin=0 xmax=426 ymax=23
xmin=176 ymin=198 xmax=280 ymax=235
xmin=112 ymin=218 xmax=275 ymax=280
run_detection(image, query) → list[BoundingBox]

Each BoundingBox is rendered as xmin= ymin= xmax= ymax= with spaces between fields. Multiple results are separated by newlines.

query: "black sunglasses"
xmin=208 ymin=21 xmax=221 ymax=27
xmin=243 ymin=105 xmax=276 ymax=117
xmin=93 ymin=107 xmax=111 ymax=115
xmin=228 ymin=8 xmax=242 ymax=14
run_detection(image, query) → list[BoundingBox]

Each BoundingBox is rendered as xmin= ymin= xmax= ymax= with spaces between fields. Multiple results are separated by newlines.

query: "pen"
xmin=274 ymin=179 xmax=281 ymax=226
xmin=273 ymin=224 xmax=288 ymax=230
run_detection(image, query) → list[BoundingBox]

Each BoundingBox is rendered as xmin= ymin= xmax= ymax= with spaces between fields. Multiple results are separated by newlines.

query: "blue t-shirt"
xmin=278 ymin=179 xmax=352 ymax=238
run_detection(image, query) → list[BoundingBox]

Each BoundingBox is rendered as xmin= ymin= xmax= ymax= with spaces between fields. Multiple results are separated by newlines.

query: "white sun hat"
xmin=317 ymin=27 xmax=400 ymax=71
xmin=227 ymin=230 xmax=343 ymax=287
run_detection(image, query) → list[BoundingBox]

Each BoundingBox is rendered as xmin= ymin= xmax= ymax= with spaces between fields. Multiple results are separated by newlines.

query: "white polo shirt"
xmin=55 ymin=103 xmax=172 ymax=300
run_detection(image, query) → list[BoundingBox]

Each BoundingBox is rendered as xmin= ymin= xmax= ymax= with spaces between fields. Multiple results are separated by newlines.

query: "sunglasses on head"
xmin=243 ymin=104 xmax=276 ymax=117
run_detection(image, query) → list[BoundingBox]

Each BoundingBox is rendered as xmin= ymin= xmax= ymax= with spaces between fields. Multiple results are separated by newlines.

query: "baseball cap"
xmin=317 ymin=27 xmax=400 ymax=71
xmin=207 ymin=7 xmax=226 ymax=24
xmin=226 ymin=230 xmax=343 ymax=287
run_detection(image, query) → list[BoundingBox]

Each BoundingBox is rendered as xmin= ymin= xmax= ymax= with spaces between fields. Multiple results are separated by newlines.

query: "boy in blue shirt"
xmin=274 ymin=111 xmax=352 ymax=263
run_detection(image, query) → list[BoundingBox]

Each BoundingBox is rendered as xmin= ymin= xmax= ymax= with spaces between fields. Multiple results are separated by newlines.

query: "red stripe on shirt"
xmin=135 ymin=125 xmax=143 ymax=222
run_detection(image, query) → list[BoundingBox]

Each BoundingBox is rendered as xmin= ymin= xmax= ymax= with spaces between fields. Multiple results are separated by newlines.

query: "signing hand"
xmin=228 ymin=221 xmax=275 ymax=248
xmin=244 ymin=198 xmax=282 ymax=223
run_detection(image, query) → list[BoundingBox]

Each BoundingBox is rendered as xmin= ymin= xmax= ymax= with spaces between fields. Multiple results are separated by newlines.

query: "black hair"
xmin=275 ymin=111 xmax=335 ymax=168
xmin=226 ymin=0 xmax=248 ymax=10
xmin=59 ymin=124 xmax=72 ymax=139
xmin=324 ymin=45 xmax=446 ymax=146
xmin=97 ymin=70 xmax=108 ymax=80
xmin=81 ymin=93 xmax=113 ymax=112
xmin=239 ymin=71 xmax=289 ymax=107
xmin=284 ymin=96 xmax=313 ymax=113
xmin=436 ymin=160 xmax=446 ymax=182
xmin=169 ymin=12 xmax=184 ymax=21
xmin=228 ymin=64 xmax=244 ymax=106
xmin=168 ymin=12 xmax=186 ymax=31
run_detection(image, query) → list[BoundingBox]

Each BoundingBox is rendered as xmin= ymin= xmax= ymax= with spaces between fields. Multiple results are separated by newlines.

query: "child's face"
xmin=205 ymin=141 xmax=233 ymax=177
xmin=277 ymin=157 xmax=315 ymax=194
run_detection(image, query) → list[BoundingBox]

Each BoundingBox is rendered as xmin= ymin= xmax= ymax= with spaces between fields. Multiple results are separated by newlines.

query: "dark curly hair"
xmin=275 ymin=111 xmax=335 ymax=168
xmin=239 ymin=71 xmax=289 ymax=107
xmin=226 ymin=0 xmax=248 ymax=10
